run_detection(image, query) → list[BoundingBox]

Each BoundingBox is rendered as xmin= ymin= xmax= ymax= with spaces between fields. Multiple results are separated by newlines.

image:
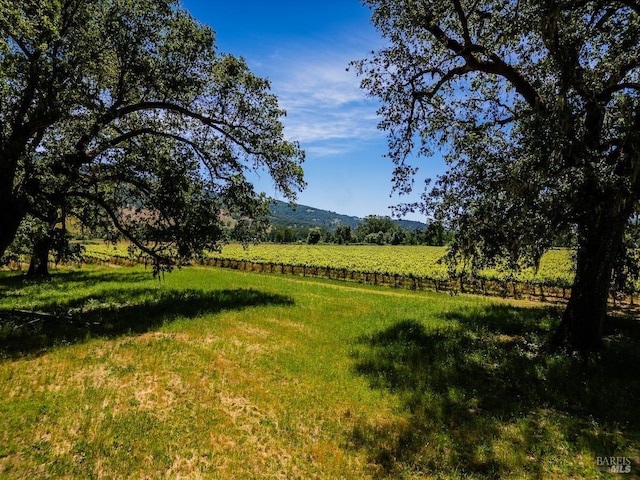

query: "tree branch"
xmin=93 ymin=127 xmax=239 ymax=182
xmin=599 ymin=58 xmax=640 ymax=101
xmin=413 ymin=64 xmax=473 ymax=100
xmin=75 ymin=100 xmax=266 ymax=166
xmin=618 ymin=0 xmax=640 ymax=15
xmin=452 ymin=0 xmax=472 ymax=45
xmin=65 ymin=190 xmax=175 ymax=266
xmin=6 ymin=33 xmax=35 ymax=59
xmin=423 ymin=21 xmax=545 ymax=111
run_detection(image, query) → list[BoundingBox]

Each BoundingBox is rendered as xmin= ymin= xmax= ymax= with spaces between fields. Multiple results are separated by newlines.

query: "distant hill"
xmin=269 ymin=200 xmax=428 ymax=231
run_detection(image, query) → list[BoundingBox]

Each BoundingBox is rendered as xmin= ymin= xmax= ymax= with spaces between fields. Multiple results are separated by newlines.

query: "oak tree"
xmin=0 ymin=0 xmax=305 ymax=273
xmin=354 ymin=0 xmax=640 ymax=351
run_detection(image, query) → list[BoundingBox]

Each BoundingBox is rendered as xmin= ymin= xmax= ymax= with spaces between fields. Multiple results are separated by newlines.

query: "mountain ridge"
xmin=269 ymin=200 xmax=428 ymax=231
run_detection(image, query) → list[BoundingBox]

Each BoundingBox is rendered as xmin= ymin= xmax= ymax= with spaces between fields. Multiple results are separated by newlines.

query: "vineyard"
xmin=82 ymin=243 xmax=583 ymax=300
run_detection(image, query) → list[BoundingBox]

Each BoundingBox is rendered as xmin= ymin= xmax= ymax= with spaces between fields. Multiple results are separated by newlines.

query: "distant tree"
xmin=356 ymin=215 xmax=412 ymax=244
xmin=2 ymin=214 xmax=81 ymax=274
xmin=355 ymin=215 xmax=399 ymax=242
xmin=269 ymin=226 xmax=296 ymax=243
xmin=384 ymin=228 xmax=407 ymax=245
xmin=0 ymin=0 xmax=305 ymax=274
xmin=321 ymin=227 xmax=333 ymax=243
xmin=24 ymin=217 xmax=82 ymax=277
xmin=354 ymin=0 xmax=640 ymax=352
xmin=364 ymin=231 xmax=386 ymax=245
xmin=333 ymin=224 xmax=352 ymax=244
xmin=307 ymin=228 xmax=322 ymax=245
xmin=422 ymin=222 xmax=450 ymax=246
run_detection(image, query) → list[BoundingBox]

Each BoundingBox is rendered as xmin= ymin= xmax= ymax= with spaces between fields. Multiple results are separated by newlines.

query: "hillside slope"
xmin=269 ymin=200 xmax=427 ymax=231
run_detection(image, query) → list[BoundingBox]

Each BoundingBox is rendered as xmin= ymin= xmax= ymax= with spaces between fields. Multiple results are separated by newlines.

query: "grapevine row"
xmin=79 ymin=243 xmax=636 ymax=304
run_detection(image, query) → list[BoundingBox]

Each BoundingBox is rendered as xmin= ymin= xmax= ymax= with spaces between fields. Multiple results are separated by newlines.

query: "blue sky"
xmin=181 ymin=1 xmax=444 ymax=221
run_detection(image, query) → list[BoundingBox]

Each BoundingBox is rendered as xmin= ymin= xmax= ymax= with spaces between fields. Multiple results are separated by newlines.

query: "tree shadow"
xmin=350 ymin=305 xmax=640 ymax=478
xmin=0 ymin=286 xmax=294 ymax=359
xmin=0 ymin=269 xmax=155 ymax=291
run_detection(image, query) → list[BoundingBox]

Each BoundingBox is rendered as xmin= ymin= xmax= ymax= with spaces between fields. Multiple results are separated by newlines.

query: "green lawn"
xmin=0 ymin=264 xmax=638 ymax=478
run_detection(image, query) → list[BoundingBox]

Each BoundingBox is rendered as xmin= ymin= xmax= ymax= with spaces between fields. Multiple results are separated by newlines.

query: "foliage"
xmin=332 ymin=224 xmax=352 ymax=244
xmin=418 ymin=221 xmax=453 ymax=246
xmin=355 ymin=215 xmax=399 ymax=240
xmin=265 ymin=217 xmax=445 ymax=246
xmin=612 ymin=213 xmax=640 ymax=299
xmin=306 ymin=227 xmax=322 ymax=245
xmin=354 ymin=215 xmax=415 ymax=245
xmin=0 ymin=0 xmax=305 ymax=272
xmin=0 ymin=215 xmax=84 ymax=270
xmin=353 ymin=0 xmax=640 ymax=350
xmin=266 ymin=225 xmax=308 ymax=243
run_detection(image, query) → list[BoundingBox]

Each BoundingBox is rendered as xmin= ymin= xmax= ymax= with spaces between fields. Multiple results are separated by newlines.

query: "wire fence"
xmin=10 ymin=253 xmax=633 ymax=306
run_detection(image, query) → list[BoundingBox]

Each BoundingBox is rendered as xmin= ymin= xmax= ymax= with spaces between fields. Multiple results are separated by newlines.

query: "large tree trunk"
xmin=0 ymin=194 xmax=26 ymax=259
xmin=555 ymin=209 xmax=628 ymax=352
xmin=0 ymin=141 xmax=28 ymax=259
xmin=27 ymin=237 xmax=51 ymax=277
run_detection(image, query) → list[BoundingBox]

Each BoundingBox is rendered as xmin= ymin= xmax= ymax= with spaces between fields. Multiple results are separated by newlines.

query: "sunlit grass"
xmin=0 ymin=264 xmax=638 ymax=478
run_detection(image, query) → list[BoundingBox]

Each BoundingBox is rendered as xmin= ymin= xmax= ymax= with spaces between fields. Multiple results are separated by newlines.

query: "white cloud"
xmin=278 ymin=62 xmax=363 ymax=106
xmin=252 ymin=39 xmax=383 ymax=149
xmin=303 ymin=145 xmax=345 ymax=157
xmin=283 ymin=105 xmax=379 ymax=144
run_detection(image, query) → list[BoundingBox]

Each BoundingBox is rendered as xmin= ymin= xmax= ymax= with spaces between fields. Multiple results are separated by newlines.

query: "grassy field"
xmin=1 ymin=264 xmax=638 ymax=478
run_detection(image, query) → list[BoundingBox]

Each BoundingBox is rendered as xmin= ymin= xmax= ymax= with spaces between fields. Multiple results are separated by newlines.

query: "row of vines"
xmin=201 ymin=257 xmax=576 ymax=301
xmin=82 ymin=243 xmax=574 ymax=282
xmin=79 ymin=243 xmax=636 ymax=304
xmin=79 ymin=243 xmax=566 ymax=299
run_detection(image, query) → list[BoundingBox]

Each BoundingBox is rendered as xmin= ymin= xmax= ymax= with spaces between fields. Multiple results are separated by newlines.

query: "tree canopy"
xmin=354 ymin=0 xmax=640 ymax=351
xmin=355 ymin=215 xmax=407 ymax=244
xmin=0 ymin=0 xmax=305 ymax=272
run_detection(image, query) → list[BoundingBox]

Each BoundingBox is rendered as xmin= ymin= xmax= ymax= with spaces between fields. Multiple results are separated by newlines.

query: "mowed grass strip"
xmin=0 ymin=265 xmax=638 ymax=479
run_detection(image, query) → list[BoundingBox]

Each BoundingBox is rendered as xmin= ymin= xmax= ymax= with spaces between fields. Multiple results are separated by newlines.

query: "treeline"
xmin=263 ymin=215 xmax=453 ymax=246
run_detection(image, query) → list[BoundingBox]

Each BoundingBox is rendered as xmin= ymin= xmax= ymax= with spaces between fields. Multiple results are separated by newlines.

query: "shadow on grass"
xmin=0 ymin=269 xmax=154 ymax=291
xmin=0 ymin=285 xmax=294 ymax=359
xmin=351 ymin=304 xmax=640 ymax=478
